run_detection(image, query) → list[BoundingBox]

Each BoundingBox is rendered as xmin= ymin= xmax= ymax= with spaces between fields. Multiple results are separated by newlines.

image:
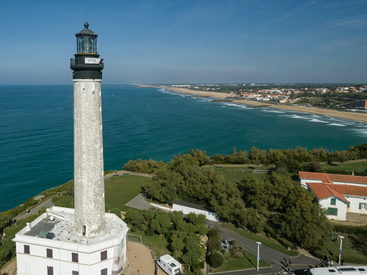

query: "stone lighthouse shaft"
xmin=70 ymin=22 xmax=105 ymax=237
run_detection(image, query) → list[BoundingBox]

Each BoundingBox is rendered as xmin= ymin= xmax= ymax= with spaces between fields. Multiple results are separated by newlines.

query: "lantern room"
xmin=71 ymin=22 xmax=103 ymax=80
xmin=76 ymin=22 xmax=98 ymax=54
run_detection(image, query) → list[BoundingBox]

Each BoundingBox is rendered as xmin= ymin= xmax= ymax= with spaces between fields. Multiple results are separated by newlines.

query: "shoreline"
xmin=140 ymin=85 xmax=367 ymax=124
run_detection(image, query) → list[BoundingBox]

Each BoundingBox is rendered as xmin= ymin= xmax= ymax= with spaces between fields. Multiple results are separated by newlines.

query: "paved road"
xmin=126 ymin=193 xmax=322 ymax=275
xmin=13 ymin=196 xmax=55 ymax=222
xmin=206 ymin=221 xmax=320 ymax=275
xmin=126 ymin=193 xmax=151 ymax=210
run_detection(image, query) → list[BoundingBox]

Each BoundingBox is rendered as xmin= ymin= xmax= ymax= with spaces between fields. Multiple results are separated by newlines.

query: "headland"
xmin=140 ymin=85 xmax=367 ymax=123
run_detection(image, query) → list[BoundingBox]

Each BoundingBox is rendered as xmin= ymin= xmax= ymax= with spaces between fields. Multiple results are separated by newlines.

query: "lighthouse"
xmin=13 ymin=22 xmax=128 ymax=275
xmin=70 ymin=22 xmax=105 ymax=237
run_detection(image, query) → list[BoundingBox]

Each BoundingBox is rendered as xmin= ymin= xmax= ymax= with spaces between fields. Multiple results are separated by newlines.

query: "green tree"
xmin=208 ymin=252 xmax=225 ymax=268
xmin=207 ymin=227 xmax=222 ymax=255
xmin=182 ymin=234 xmax=202 ymax=271
xmin=169 ymin=231 xmax=186 ymax=258
xmin=189 ymin=149 xmax=210 ymax=166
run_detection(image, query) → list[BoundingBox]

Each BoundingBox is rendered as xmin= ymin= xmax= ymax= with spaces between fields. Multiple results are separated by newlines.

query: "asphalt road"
xmin=206 ymin=220 xmax=321 ymax=275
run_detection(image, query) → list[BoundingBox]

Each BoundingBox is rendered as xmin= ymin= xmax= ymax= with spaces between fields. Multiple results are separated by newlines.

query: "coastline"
xmin=140 ymin=85 xmax=367 ymax=124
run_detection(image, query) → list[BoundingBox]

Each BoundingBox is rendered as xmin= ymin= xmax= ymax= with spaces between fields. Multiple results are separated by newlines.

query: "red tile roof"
xmin=326 ymin=184 xmax=367 ymax=197
xmin=299 ymin=171 xmax=367 ymax=185
xmin=307 ymin=182 xmax=333 ymax=200
xmin=307 ymin=182 xmax=349 ymax=203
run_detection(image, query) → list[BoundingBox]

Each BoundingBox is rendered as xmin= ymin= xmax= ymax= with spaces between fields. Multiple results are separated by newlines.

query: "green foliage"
xmin=123 ymin=158 xmax=166 ymax=174
xmin=208 ymin=252 xmax=225 ymax=268
xmin=210 ymin=144 xmax=367 ymax=166
xmin=145 ymin=228 xmax=154 ymax=236
xmin=125 ymin=209 xmax=206 ymax=273
xmin=239 ymin=172 xmax=332 ymax=250
xmin=207 ymin=227 xmax=222 ymax=255
xmin=0 ymin=214 xmax=38 ymax=266
xmin=334 ymin=224 xmax=367 ymax=235
xmin=189 ymin=149 xmax=210 ymax=166
xmin=144 ymin=166 xmax=180 ymax=203
xmin=182 ymin=233 xmax=202 ymax=271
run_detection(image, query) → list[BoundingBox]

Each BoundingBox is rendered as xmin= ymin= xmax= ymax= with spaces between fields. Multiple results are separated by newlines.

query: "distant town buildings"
xmin=176 ymin=84 xmax=367 ymax=107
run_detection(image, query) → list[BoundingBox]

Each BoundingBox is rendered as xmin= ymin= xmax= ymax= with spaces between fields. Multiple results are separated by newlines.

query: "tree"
xmin=169 ymin=231 xmax=186 ymax=258
xmin=190 ymin=149 xmax=210 ymax=166
xmin=208 ymin=252 xmax=224 ymax=268
xmin=335 ymin=151 xmax=349 ymax=167
xmin=144 ymin=166 xmax=182 ymax=203
xmin=207 ymin=227 xmax=222 ymax=255
xmin=182 ymin=234 xmax=202 ymax=271
xmin=154 ymin=212 xmax=172 ymax=235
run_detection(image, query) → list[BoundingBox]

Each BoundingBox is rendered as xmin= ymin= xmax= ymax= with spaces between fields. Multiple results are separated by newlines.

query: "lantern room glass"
xmin=76 ymin=36 xmax=97 ymax=54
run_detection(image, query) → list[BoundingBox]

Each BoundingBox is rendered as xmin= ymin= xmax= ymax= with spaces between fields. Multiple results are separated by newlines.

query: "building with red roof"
xmin=298 ymin=171 xmax=367 ymax=221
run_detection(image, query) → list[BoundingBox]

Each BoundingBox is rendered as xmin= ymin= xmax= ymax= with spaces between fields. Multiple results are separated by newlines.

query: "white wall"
xmin=319 ymin=197 xmax=347 ymax=221
xmin=172 ymin=204 xmax=219 ymax=222
xmin=299 ymin=178 xmax=323 ymax=188
xmin=149 ymin=202 xmax=220 ymax=222
xmin=345 ymin=196 xmax=367 ymax=214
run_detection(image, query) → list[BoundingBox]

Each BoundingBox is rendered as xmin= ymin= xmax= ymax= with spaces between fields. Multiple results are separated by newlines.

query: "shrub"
xmin=209 ymin=252 xmax=225 ymax=268
xmin=145 ymin=228 xmax=154 ymax=236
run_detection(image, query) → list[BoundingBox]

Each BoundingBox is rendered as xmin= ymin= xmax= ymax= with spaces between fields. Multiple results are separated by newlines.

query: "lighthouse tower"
xmin=13 ymin=22 xmax=128 ymax=275
xmin=70 ymin=22 xmax=105 ymax=237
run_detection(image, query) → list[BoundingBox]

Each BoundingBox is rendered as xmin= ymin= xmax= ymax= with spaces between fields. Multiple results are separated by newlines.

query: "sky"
xmin=0 ymin=0 xmax=367 ymax=85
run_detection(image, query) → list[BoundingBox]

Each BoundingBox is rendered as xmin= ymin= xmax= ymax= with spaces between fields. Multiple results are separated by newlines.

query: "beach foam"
xmin=261 ymin=109 xmax=286 ymax=114
xmin=223 ymin=102 xmax=253 ymax=109
xmin=310 ymin=119 xmax=329 ymax=123
xmin=285 ymin=114 xmax=310 ymax=119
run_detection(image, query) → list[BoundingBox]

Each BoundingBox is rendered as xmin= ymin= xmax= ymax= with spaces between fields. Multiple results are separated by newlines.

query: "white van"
xmin=157 ymin=254 xmax=181 ymax=275
xmin=304 ymin=266 xmax=367 ymax=275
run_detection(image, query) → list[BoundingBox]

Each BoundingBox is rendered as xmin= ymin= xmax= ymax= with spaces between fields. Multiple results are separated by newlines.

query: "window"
xmin=330 ymin=198 xmax=336 ymax=205
xmin=359 ymin=202 xmax=367 ymax=210
xmin=328 ymin=207 xmax=338 ymax=216
xmin=47 ymin=248 xmax=53 ymax=258
xmin=101 ymin=250 xmax=107 ymax=261
xmin=72 ymin=253 xmax=78 ymax=263
xmin=72 ymin=271 xmax=79 ymax=275
xmin=24 ymin=245 xmax=30 ymax=254
xmin=101 ymin=268 xmax=107 ymax=275
xmin=47 ymin=266 xmax=54 ymax=275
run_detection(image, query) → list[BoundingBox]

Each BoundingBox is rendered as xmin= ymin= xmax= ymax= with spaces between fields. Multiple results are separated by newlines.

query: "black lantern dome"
xmin=76 ymin=22 xmax=98 ymax=54
xmin=70 ymin=22 xmax=104 ymax=79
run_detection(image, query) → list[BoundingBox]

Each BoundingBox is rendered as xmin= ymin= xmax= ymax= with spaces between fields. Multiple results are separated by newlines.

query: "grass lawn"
xmin=211 ymin=251 xmax=271 ymax=273
xmin=204 ymin=166 xmax=273 ymax=184
xmin=105 ymin=175 xmax=149 ymax=211
xmin=221 ymin=223 xmax=299 ymax=257
xmin=313 ymin=233 xmax=367 ymax=264
xmin=320 ymin=159 xmax=367 ymax=174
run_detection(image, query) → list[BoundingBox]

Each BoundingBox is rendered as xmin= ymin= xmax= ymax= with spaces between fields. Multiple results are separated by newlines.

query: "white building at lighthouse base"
xmin=13 ymin=206 xmax=128 ymax=275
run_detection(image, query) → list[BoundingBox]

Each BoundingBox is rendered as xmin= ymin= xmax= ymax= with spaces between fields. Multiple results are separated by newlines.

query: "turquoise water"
xmin=0 ymin=85 xmax=366 ymax=211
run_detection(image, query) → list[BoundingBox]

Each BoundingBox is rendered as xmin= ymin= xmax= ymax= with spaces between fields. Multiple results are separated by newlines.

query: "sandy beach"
xmin=140 ymin=85 xmax=367 ymax=123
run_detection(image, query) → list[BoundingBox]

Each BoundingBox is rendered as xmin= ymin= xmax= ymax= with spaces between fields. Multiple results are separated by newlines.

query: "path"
xmin=13 ymin=196 xmax=56 ymax=222
xmin=206 ymin=221 xmax=320 ymax=275
xmin=126 ymin=193 xmax=151 ymax=210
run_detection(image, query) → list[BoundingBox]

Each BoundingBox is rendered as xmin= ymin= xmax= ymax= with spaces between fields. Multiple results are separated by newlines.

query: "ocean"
xmin=0 ymin=85 xmax=366 ymax=212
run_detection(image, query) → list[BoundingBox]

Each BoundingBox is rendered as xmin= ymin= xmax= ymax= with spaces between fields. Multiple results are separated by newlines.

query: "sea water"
xmin=0 ymin=85 xmax=366 ymax=211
